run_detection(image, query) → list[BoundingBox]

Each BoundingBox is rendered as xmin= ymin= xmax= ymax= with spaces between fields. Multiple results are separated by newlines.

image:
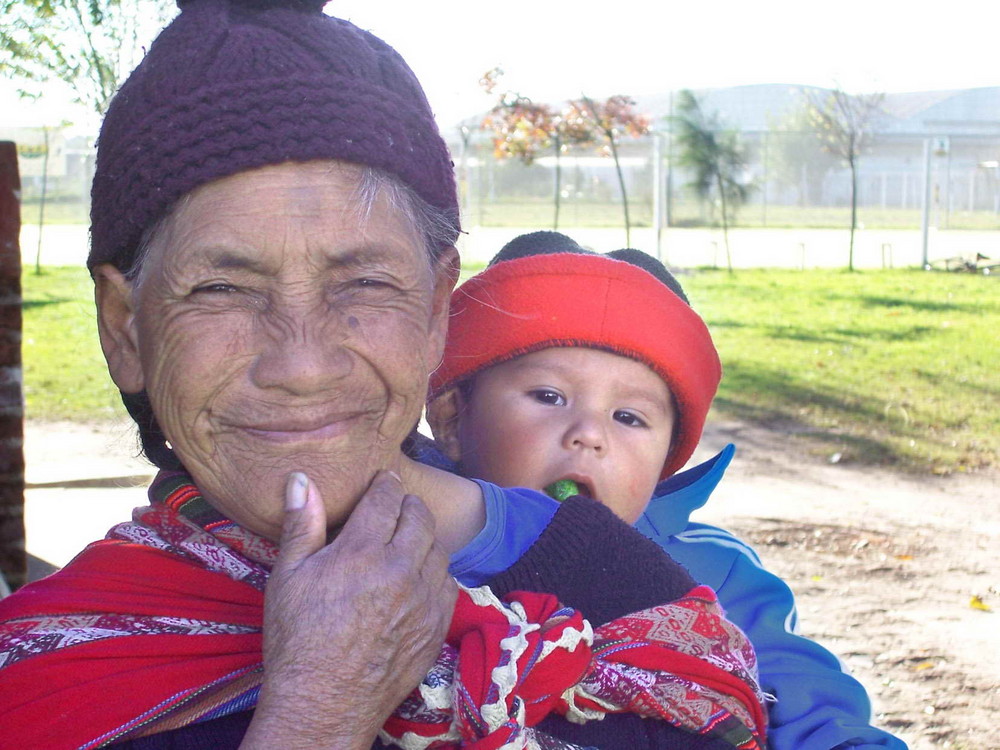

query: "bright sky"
xmin=332 ymin=0 xmax=999 ymax=127
xmin=2 ymin=0 xmax=997 ymax=133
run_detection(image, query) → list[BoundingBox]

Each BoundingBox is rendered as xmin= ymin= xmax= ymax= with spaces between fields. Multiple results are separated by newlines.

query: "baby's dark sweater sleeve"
xmin=487 ymin=494 xmax=699 ymax=622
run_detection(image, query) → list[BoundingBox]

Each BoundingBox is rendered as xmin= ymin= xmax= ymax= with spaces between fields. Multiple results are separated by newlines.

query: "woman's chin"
xmin=188 ymin=450 xmax=396 ymax=540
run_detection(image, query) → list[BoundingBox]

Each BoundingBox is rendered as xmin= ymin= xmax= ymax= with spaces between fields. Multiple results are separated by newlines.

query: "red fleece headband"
xmin=429 ymin=253 xmax=721 ymax=478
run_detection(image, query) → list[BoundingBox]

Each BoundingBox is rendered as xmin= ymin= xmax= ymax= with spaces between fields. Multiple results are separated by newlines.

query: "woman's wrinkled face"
xmin=98 ymin=161 xmax=455 ymax=539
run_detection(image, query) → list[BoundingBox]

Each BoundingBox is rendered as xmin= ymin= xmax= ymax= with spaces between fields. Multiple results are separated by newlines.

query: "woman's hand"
xmin=242 ymin=471 xmax=457 ymax=749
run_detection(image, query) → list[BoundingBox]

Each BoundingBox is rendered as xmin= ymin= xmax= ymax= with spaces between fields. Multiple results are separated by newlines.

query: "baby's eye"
xmin=528 ymin=389 xmax=565 ymax=406
xmin=613 ymin=409 xmax=648 ymax=428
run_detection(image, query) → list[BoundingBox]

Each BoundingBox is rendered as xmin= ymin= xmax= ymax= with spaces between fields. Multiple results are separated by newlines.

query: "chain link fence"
xmin=449 ymin=130 xmax=1000 ymax=232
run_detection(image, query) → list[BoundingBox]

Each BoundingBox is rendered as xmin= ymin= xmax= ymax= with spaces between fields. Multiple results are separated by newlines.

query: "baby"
xmin=426 ymin=231 xmax=907 ymax=750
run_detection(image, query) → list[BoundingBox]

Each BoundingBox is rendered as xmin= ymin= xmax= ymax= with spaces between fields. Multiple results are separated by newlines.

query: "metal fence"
xmin=448 ymin=129 xmax=1000 ymax=232
xmin=12 ymin=128 xmax=1000 ymax=234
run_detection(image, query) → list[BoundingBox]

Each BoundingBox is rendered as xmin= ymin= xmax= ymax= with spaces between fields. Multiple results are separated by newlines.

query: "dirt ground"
xmin=21 ymin=418 xmax=1000 ymax=749
xmin=689 ymin=421 xmax=999 ymax=750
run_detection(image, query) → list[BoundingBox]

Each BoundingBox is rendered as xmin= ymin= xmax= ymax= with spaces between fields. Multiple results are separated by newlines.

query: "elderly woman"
xmin=0 ymin=1 xmax=767 ymax=748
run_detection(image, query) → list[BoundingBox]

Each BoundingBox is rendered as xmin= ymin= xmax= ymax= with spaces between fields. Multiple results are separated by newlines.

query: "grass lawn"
xmin=28 ymin=195 xmax=1000 ymax=231
xmin=21 ymin=266 xmax=125 ymax=422
xmin=22 ymin=266 xmax=1000 ymax=474
xmin=462 ymin=197 xmax=1000 ymax=231
xmin=682 ymin=268 xmax=999 ymax=474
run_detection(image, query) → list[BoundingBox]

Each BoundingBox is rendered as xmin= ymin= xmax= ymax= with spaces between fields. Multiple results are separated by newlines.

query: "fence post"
xmin=0 ymin=142 xmax=25 ymax=592
xmin=921 ymin=139 xmax=933 ymax=269
xmin=653 ymin=132 xmax=664 ymax=262
xmin=881 ymin=242 xmax=893 ymax=269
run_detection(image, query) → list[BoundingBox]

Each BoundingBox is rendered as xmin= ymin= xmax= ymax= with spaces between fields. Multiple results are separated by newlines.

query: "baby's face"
xmin=454 ymin=347 xmax=675 ymax=524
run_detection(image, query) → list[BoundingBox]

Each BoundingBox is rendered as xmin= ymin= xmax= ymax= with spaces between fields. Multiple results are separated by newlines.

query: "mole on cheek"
xmin=347 ymin=316 xmax=360 ymax=328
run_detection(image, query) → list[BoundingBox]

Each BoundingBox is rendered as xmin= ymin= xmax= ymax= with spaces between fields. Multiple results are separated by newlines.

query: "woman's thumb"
xmin=275 ymin=472 xmax=327 ymax=571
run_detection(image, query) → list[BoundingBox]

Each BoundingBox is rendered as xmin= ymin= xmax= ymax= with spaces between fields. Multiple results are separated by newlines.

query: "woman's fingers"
xmin=336 ymin=470 xmax=408 ymax=548
xmin=389 ymin=493 xmax=439 ymax=562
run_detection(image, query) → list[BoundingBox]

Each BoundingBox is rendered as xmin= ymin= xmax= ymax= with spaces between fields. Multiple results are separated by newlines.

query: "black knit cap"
xmin=88 ymin=0 xmax=459 ymax=274
xmin=490 ymin=231 xmax=690 ymax=304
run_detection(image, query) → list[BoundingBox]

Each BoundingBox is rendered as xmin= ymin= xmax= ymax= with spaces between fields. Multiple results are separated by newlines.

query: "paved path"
xmin=20 ymin=222 xmax=999 ymax=269
xmin=24 ymin=420 xmax=152 ymax=570
xmin=23 ymin=418 xmax=998 ymax=568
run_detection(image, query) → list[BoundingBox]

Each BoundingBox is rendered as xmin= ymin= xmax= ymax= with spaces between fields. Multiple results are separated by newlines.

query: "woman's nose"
xmin=250 ymin=306 xmax=354 ymax=395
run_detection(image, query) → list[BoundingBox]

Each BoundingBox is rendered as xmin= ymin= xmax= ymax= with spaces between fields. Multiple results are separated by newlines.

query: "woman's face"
xmin=97 ymin=161 xmax=456 ymax=539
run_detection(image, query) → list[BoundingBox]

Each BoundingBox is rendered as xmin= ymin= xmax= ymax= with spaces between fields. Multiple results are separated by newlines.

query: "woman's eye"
xmin=614 ymin=409 xmax=648 ymax=428
xmin=353 ymin=276 xmax=404 ymax=292
xmin=193 ymin=282 xmax=238 ymax=294
xmin=529 ymin=389 xmax=565 ymax=406
xmin=340 ymin=278 xmax=400 ymax=298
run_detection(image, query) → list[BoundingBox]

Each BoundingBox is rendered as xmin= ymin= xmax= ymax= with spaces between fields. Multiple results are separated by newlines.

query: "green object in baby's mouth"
xmin=544 ymin=479 xmax=580 ymax=502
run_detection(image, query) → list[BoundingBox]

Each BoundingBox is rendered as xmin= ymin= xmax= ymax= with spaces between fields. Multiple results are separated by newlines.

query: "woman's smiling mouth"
xmin=240 ymin=415 xmax=362 ymax=443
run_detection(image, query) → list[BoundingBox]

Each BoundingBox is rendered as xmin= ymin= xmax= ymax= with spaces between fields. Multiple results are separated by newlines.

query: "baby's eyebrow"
xmin=618 ymin=388 xmax=672 ymax=416
xmin=605 ymin=375 xmax=674 ymax=415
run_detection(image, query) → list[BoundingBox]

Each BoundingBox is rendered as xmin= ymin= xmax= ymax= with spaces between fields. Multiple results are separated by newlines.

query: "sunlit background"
xmin=2 ymin=0 xmax=998 ymax=131
xmin=2 ymin=0 xmax=998 ymax=271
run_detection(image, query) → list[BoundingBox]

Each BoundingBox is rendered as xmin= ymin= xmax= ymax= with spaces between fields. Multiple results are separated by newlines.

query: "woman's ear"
xmin=426 ymin=387 xmax=464 ymax=462
xmin=93 ymin=264 xmax=146 ymax=394
xmin=427 ymin=245 xmax=459 ymax=368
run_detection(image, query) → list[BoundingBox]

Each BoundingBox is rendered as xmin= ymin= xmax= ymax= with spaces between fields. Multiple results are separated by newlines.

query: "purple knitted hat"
xmin=88 ymin=0 xmax=459 ymax=272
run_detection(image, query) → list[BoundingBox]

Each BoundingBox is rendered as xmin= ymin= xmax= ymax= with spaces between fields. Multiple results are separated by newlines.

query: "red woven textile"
xmin=0 ymin=485 xmax=765 ymax=749
xmin=383 ymin=585 xmax=767 ymax=749
xmin=0 ymin=540 xmax=264 ymax=748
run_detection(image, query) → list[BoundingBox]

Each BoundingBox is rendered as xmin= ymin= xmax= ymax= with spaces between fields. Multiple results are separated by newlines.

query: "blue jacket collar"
xmin=635 ymin=444 xmax=736 ymax=539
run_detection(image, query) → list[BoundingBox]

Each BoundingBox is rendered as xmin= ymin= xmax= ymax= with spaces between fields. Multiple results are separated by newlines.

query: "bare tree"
xmin=768 ymin=106 xmax=840 ymax=207
xmin=0 ymin=0 xmax=175 ymax=115
xmin=805 ymin=88 xmax=885 ymax=271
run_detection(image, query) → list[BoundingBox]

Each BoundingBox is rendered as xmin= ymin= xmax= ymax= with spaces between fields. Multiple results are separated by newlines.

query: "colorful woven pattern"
xmin=0 ymin=472 xmax=765 ymax=749
xmin=382 ymin=585 xmax=767 ymax=750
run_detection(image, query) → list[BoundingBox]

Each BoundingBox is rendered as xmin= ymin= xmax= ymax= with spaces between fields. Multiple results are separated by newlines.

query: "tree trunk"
xmin=607 ymin=130 xmax=631 ymax=246
xmin=716 ymin=172 xmax=733 ymax=274
xmin=848 ymin=155 xmax=858 ymax=272
xmin=34 ymin=127 xmax=49 ymax=276
xmin=0 ymin=141 xmax=26 ymax=592
xmin=553 ymin=135 xmax=562 ymax=230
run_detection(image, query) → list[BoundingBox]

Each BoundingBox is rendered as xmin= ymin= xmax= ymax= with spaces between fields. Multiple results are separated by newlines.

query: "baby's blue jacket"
xmin=635 ymin=444 xmax=907 ymax=750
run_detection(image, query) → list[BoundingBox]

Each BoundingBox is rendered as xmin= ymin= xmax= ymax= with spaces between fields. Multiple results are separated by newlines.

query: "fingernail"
xmin=286 ymin=472 xmax=308 ymax=511
xmin=386 ymin=470 xmax=401 ymax=482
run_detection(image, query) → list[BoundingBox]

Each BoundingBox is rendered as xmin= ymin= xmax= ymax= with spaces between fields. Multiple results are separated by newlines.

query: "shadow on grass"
xmin=912 ymin=368 xmax=1000 ymax=401
xmin=22 ymin=298 xmax=72 ymax=310
xmin=715 ymin=392 xmax=901 ymax=466
xmin=715 ymin=362 xmax=931 ymax=467
xmin=857 ymin=295 xmax=972 ymax=313
xmin=830 ymin=325 xmax=937 ymax=342
xmin=721 ymin=322 xmax=939 ymax=346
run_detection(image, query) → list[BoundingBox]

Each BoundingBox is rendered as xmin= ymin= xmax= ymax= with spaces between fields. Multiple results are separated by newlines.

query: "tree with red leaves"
xmin=568 ymin=95 xmax=651 ymax=246
xmin=480 ymin=68 xmax=566 ymax=227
